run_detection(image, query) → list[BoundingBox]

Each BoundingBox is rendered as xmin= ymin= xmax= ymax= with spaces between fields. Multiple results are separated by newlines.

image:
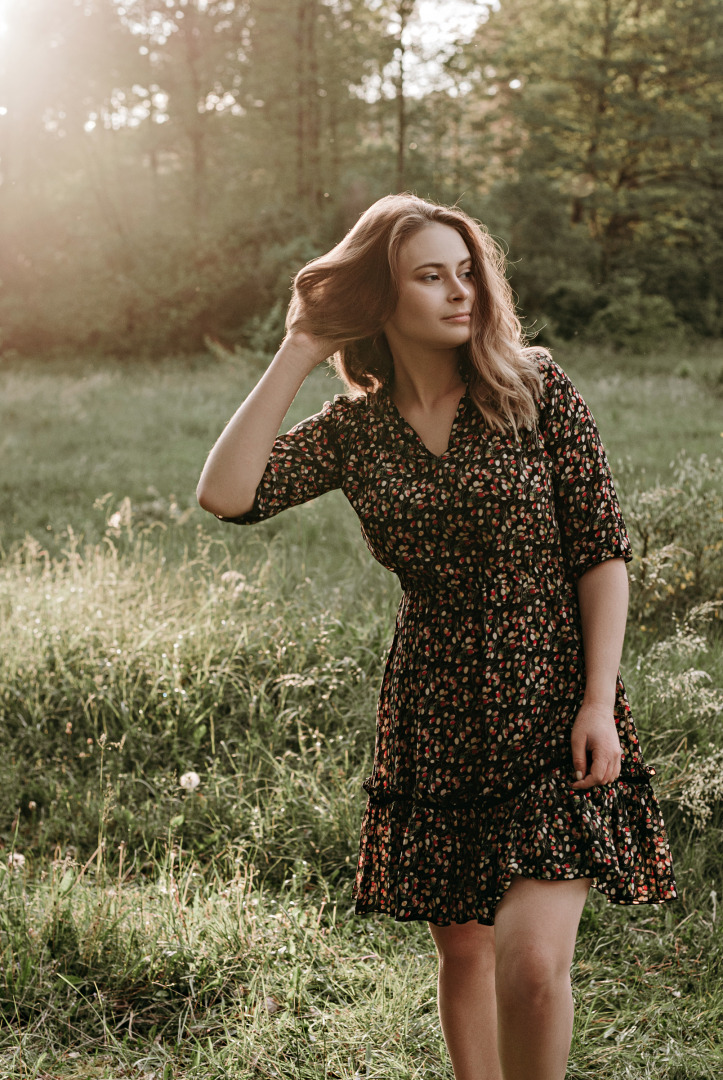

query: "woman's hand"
xmin=197 ymin=329 xmax=339 ymax=519
xmin=570 ymin=702 xmax=622 ymax=790
xmin=281 ymin=328 xmax=341 ymax=374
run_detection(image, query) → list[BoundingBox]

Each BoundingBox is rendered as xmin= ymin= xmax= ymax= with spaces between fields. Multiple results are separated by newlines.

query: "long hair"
xmin=286 ymin=194 xmax=544 ymax=433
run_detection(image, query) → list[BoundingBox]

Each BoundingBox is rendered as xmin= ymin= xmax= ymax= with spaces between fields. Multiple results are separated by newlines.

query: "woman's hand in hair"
xmin=198 ymin=329 xmax=338 ymax=518
xmin=281 ymin=328 xmax=340 ymax=374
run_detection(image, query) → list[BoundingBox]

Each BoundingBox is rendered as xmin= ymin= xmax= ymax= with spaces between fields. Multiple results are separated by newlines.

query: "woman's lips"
xmin=443 ymin=313 xmax=471 ymax=322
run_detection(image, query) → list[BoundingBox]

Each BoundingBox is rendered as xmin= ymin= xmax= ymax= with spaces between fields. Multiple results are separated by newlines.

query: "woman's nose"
xmin=449 ymin=277 xmax=472 ymax=300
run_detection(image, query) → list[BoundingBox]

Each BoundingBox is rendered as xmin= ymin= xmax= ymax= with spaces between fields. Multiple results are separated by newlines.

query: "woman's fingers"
xmin=571 ymin=743 xmax=622 ymax=789
xmin=570 ymin=703 xmax=622 ymax=790
xmin=570 ymin=725 xmax=589 ymax=782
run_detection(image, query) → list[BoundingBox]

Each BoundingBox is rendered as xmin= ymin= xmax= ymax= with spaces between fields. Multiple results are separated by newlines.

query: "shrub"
xmin=584 ymin=279 xmax=684 ymax=354
xmin=628 ymin=603 xmax=723 ymax=838
xmin=545 ymin=279 xmax=609 ymax=340
xmin=621 ymin=454 xmax=723 ymax=625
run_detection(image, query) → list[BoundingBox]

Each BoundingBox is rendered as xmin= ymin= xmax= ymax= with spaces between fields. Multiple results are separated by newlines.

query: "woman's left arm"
xmin=570 ymin=557 xmax=628 ymax=790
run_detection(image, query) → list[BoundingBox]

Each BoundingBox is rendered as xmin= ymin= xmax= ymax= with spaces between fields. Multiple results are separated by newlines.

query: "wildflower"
xmin=8 ymin=853 xmax=25 ymax=872
xmin=180 ymin=771 xmax=200 ymax=792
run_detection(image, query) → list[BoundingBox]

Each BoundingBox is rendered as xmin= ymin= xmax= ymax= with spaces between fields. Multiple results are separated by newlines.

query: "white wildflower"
xmin=8 ymin=853 xmax=25 ymax=871
xmin=679 ymin=747 xmax=723 ymax=830
xmin=179 ymin=771 xmax=200 ymax=792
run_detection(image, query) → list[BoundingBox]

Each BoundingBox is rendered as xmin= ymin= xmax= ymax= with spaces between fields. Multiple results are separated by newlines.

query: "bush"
xmin=584 ymin=279 xmax=685 ymax=353
xmin=621 ymin=453 xmax=723 ymax=626
xmin=545 ymin=279 xmax=609 ymax=340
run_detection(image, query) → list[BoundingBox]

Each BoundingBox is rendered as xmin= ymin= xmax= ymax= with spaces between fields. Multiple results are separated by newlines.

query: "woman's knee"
xmin=495 ymin=942 xmax=571 ymax=1012
xmin=429 ymin=920 xmax=496 ymax=966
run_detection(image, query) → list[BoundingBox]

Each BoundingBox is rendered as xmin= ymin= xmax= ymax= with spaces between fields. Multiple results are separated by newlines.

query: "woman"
xmin=197 ymin=194 xmax=677 ymax=1080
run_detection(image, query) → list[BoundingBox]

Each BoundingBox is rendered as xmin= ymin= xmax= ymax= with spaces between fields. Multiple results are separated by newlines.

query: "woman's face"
xmin=384 ymin=223 xmax=475 ymax=358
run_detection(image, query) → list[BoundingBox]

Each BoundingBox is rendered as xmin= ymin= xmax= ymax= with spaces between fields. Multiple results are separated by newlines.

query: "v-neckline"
xmin=385 ymin=387 xmax=467 ymax=460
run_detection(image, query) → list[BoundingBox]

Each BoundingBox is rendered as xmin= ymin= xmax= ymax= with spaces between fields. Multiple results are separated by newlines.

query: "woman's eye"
xmin=422 ymin=273 xmax=440 ymax=282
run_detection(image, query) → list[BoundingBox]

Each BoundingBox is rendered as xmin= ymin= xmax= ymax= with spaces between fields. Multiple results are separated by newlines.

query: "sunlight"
xmin=0 ymin=0 xmax=14 ymax=39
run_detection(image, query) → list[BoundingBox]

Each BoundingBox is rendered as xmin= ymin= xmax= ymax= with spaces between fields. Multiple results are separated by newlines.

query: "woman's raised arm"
xmin=196 ymin=332 xmax=336 ymax=519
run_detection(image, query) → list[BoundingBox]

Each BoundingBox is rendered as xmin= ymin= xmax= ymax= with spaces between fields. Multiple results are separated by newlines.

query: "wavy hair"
xmin=286 ymin=194 xmax=544 ymax=433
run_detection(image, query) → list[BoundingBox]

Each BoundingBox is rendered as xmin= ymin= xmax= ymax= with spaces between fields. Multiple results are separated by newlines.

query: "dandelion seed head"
xmin=180 ymin=770 xmax=200 ymax=792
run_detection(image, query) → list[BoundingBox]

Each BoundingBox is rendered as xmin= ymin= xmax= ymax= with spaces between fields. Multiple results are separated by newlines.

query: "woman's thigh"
xmin=429 ymin=919 xmax=496 ymax=964
xmin=493 ymin=877 xmax=590 ymax=993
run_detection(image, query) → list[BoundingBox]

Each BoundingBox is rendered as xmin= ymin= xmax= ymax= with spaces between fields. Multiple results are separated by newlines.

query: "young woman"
xmin=197 ymin=194 xmax=677 ymax=1080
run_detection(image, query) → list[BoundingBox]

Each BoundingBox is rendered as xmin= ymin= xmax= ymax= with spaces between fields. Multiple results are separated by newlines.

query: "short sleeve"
xmin=219 ymin=396 xmax=346 ymax=525
xmin=537 ymin=358 xmax=632 ymax=579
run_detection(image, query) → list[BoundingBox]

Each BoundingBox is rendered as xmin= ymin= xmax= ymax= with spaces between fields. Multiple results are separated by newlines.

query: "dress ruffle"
xmin=353 ymin=769 xmax=676 ymax=925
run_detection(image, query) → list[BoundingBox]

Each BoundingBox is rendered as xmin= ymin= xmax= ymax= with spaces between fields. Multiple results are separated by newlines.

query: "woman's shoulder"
xmin=526 ymin=349 xmax=582 ymax=409
xmin=288 ymin=391 xmax=378 ymax=440
xmin=527 ymin=348 xmax=568 ymax=385
xmin=320 ymin=390 xmax=379 ymax=422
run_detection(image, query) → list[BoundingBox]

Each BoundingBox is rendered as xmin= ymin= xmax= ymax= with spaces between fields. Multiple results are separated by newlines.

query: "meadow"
xmin=0 ymin=342 xmax=722 ymax=1079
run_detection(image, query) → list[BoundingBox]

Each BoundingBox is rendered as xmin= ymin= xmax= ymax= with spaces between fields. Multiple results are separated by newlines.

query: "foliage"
xmin=622 ymin=454 xmax=723 ymax=625
xmin=583 ymin=282 xmax=684 ymax=354
xmin=476 ymin=0 xmax=723 ymax=336
xmin=1 ymin=1 xmax=722 ymax=356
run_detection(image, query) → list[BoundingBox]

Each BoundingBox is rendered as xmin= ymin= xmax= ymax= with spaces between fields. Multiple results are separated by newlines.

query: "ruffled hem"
xmin=352 ymin=769 xmax=678 ymax=925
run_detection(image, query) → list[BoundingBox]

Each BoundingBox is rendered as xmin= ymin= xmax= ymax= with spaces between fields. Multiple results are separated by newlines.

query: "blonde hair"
xmin=287 ymin=194 xmax=544 ymax=433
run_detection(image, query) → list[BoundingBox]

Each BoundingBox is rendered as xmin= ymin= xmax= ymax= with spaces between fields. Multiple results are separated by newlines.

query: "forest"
xmin=1 ymin=0 xmax=723 ymax=358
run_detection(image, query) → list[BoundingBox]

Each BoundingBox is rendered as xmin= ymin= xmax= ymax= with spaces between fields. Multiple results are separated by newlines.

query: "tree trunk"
xmin=295 ymin=0 xmax=308 ymax=204
xmin=306 ymin=0 xmax=321 ymax=215
xmin=571 ymin=0 xmax=613 ymax=241
xmin=395 ymin=1 xmax=416 ymax=191
xmin=295 ymin=0 xmax=322 ymax=218
xmin=179 ymin=5 xmax=206 ymax=228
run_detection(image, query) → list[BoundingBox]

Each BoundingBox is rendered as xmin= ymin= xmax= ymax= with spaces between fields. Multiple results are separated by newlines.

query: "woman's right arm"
xmin=196 ymin=332 xmax=337 ymax=519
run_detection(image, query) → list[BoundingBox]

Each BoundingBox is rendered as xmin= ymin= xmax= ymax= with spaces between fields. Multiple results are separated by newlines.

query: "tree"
xmin=461 ymin=0 xmax=723 ymax=333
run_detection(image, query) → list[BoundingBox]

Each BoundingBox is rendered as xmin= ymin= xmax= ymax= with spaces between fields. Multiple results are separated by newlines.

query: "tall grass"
xmin=2 ymin=508 xmax=721 ymax=1077
xmin=1 ymin=347 xmax=722 ymax=1077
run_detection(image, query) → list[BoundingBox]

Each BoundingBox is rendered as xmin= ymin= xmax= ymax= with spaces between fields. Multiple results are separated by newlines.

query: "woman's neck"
xmin=390 ymin=349 xmax=465 ymax=412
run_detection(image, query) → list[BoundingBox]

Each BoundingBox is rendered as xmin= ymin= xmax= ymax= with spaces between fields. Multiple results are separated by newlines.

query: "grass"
xmin=2 ymin=869 xmax=721 ymax=1079
xmin=0 ymin=343 xmax=722 ymax=1077
xmin=1 ymin=341 xmax=722 ymax=556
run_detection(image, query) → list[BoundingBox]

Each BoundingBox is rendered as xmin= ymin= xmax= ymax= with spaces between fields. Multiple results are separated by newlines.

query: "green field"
xmin=2 ymin=342 xmax=722 ymax=556
xmin=1 ymin=345 xmax=722 ymax=1078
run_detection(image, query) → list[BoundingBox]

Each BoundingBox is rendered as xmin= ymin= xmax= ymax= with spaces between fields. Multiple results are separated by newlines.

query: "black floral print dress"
xmin=224 ymin=355 xmax=677 ymax=925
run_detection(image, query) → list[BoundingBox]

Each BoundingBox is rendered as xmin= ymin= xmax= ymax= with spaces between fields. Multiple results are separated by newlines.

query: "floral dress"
xmin=223 ymin=355 xmax=677 ymax=925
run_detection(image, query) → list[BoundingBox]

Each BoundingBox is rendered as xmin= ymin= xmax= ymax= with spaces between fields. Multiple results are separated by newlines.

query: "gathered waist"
xmin=397 ymin=570 xmax=569 ymax=606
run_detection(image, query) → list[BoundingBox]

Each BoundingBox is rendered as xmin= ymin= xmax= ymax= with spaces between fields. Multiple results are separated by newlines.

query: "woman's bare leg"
xmin=493 ymin=877 xmax=590 ymax=1080
xmin=428 ymin=920 xmax=501 ymax=1080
